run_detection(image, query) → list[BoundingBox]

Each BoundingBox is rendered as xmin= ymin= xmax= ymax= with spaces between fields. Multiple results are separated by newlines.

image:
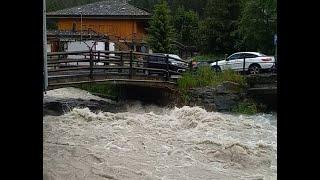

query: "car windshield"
xmin=168 ymin=54 xmax=181 ymax=60
xmin=257 ymin=52 xmax=267 ymax=56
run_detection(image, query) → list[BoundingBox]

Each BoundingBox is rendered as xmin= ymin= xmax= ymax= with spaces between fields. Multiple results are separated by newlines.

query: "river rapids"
xmin=43 ymin=88 xmax=277 ymax=180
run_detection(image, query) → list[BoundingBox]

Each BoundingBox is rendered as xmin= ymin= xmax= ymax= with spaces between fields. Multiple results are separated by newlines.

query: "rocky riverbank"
xmin=185 ymin=74 xmax=277 ymax=113
xmin=44 ymin=74 xmax=276 ymax=116
xmin=187 ymin=81 xmax=246 ymax=112
xmin=43 ymin=88 xmax=124 ymax=116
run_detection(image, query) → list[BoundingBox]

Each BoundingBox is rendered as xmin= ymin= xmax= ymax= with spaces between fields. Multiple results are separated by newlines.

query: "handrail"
xmin=47 ymin=50 xmax=189 ymax=85
xmin=48 ymin=50 xmax=91 ymax=56
xmin=48 ymin=50 xmax=189 ymax=63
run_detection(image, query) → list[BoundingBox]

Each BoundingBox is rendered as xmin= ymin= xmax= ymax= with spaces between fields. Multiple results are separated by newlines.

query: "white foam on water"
xmin=43 ymin=88 xmax=277 ymax=180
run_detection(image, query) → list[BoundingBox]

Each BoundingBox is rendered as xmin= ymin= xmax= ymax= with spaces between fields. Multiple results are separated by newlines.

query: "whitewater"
xmin=43 ymin=88 xmax=276 ymax=180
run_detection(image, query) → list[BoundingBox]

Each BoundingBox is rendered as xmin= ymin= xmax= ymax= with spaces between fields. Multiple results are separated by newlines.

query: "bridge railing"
xmin=47 ymin=50 xmax=190 ymax=83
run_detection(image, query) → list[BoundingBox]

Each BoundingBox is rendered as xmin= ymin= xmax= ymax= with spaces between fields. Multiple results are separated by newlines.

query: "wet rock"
xmin=187 ymin=83 xmax=244 ymax=112
xmin=214 ymin=94 xmax=241 ymax=111
xmin=216 ymin=81 xmax=243 ymax=94
xmin=43 ymin=98 xmax=122 ymax=116
xmin=246 ymin=74 xmax=277 ymax=88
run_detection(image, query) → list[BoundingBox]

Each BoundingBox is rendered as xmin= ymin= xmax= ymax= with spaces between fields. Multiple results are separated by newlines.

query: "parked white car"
xmin=210 ymin=52 xmax=276 ymax=74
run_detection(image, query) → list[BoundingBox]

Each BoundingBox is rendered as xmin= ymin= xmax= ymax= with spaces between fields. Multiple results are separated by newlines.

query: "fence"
xmin=47 ymin=50 xmax=190 ymax=84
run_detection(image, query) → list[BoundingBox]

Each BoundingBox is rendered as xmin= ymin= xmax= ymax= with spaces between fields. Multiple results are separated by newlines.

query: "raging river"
xmin=43 ymin=88 xmax=277 ymax=180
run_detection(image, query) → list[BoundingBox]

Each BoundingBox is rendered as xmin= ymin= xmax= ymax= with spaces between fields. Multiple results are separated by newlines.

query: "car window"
xmin=228 ymin=54 xmax=242 ymax=60
xmin=169 ymin=55 xmax=181 ymax=60
xmin=243 ymin=53 xmax=258 ymax=58
xmin=257 ymin=53 xmax=267 ymax=56
xmin=149 ymin=55 xmax=165 ymax=62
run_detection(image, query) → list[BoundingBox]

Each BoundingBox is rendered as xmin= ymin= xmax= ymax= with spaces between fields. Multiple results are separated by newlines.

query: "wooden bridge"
xmin=46 ymin=50 xmax=190 ymax=90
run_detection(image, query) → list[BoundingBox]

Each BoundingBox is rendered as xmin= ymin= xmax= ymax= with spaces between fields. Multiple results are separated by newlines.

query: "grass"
xmin=73 ymin=83 xmax=120 ymax=99
xmin=177 ymin=67 xmax=246 ymax=104
xmin=192 ymin=54 xmax=225 ymax=62
xmin=177 ymin=67 xmax=246 ymax=91
xmin=232 ymin=101 xmax=258 ymax=115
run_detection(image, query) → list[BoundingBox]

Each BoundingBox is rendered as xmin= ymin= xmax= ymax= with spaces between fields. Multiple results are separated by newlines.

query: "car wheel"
xmin=212 ymin=66 xmax=221 ymax=72
xmin=248 ymin=64 xmax=261 ymax=75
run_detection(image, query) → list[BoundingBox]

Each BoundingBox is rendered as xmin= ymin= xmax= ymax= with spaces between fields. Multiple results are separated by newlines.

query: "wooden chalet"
xmin=46 ymin=0 xmax=151 ymax=52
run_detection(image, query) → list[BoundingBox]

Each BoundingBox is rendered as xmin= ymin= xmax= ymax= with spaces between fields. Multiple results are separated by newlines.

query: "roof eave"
xmin=46 ymin=15 xmax=151 ymax=20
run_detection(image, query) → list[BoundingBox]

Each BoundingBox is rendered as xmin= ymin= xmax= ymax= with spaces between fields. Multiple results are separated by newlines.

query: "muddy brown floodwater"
xmin=43 ymin=88 xmax=276 ymax=180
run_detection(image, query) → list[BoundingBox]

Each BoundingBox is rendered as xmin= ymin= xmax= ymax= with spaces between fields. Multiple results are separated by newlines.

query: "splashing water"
xmin=43 ymin=90 xmax=276 ymax=180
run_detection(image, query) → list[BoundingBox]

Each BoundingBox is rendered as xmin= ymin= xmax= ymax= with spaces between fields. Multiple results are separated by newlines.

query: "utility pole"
xmin=43 ymin=0 xmax=48 ymax=92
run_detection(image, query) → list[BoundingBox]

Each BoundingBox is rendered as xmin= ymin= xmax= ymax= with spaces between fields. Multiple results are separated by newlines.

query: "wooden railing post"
xmin=98 ymin=51 xmax=100 ymax=65
xmin=89 ymin=50 xmax=93 ymax=79
xmin=166 ymin=55 xmax=169 ymax=81
xmin=243 ymin=56 xmax=246 ymax=75
xmin=129 ymin=50 xmax=133 ymax=79
xmin=119 ymin=52 xmax=123 ymax=73
xmin=56 ymin=54 xmax=60 ymax=70
xmin=189 ymin=60 xmax=193 ymax=72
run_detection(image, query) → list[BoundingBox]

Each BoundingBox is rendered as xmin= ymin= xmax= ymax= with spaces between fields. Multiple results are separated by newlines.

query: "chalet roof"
xmin=47 ymin=0 xmax=151 ymax=19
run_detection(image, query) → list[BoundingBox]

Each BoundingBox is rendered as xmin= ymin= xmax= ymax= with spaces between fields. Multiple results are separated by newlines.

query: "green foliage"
xmin=238 ymin=0 xmax=277 ymax=55
xmin=129 ymin=0 xmax=160 ymax=12
xmin=199 ymin=0 xmax=241 ymax=54
xmin=177 ymin=67 xmax=246 ymax=104
xmin=146 ymin=0 xmax=176 ymax=53
xmin=172 ymin=6 xmax=199 ymax=46
xmin=193 ymin=54 xmax=225 ymax=62
xmin=232 ymin=100 xmax=258 ymax=115
xmin=177 ymin=67 xmax=246 ymax=91
xmin=47 ymin=0 xmax=277 ymax=55
xmin=170 ymin=0 xmax=208 ymax=18
xmin=74 ymin=83 xmax=120 ymax=98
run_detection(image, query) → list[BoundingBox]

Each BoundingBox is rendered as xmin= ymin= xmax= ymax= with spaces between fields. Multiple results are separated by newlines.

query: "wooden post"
xmin=166 ymin=55 xmax=169 ymax=81
xmin=129 ymin=50 xmax=133 ymax=79
xmin=119 ymin=52 xmax=123 ymax=73
xmin=243 ymin=56 xmax=246 ymax=75
xmin=215 ymin=60 xmax=218 ymax=72
xmin=189 ymin=60 xmax=193 ymax=72
xmin=89 ymin=50 xmax=93 ymax=79
xmin=43 ymin=0 xmax=48 ymax=91
xmin=98 ymin=51 xmax=100 ymax=64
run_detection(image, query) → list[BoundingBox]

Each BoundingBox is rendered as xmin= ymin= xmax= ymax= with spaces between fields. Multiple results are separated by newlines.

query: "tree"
xmin=199 ymin=0 xmax=241 ymax=54
xmin=172 ymin=6 xmax=199 ymax=46
xmin=238 ymin=0 xmax=277 ymax=54
xmin=147 ymin=0 xmax=175 ymax=53
xmin=170 ymin=0 xmax=208 ymax=18
xmin=129 ymin=0 xmax=161 ymax=12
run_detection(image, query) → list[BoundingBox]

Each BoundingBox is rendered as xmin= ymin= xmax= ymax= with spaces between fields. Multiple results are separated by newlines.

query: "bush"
xmin=73 ymin=83 xmax=120 ymax=98
xmin=192 ymin=54 xmax=224 ymax=62
xmin=177 ymin=67 xmax=246 ymax=91
xmin=232 ymin=101 xmax=258 ymax=115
